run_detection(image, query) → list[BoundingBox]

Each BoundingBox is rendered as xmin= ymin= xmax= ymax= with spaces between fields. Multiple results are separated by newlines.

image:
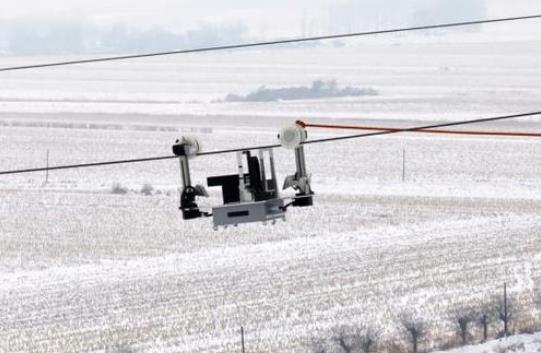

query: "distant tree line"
xmin=329 ymin=0 xmax=486 ymax=34
xmin=309 ymin=284 xmax=541 ymax=353
xmin=224 ymin=80 xmax=378 ymax=103
xmin=0 ymin=19 xmax=249 ymax=56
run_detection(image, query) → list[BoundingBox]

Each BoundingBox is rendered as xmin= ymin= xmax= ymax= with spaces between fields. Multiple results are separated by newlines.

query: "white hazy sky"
xmin=1 ymin=0 xmax=540 ymax=36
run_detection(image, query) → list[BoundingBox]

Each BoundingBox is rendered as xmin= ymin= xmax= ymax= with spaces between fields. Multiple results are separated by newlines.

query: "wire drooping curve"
xmin=1 ymin=110 xmax=540 ymax=176
xmin=298 ymin=122 xmax=541 ymax=138
xmin=1 ymin=14 xmax=540 ymax=175
xmin=0 ymin=14 xmax=541 ymax=72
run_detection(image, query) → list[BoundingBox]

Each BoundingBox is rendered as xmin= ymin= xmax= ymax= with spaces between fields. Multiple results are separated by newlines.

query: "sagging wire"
xmin=1 ymin=110 xmax=541 ymax=176
xmin=0 ymin=15 xmax=540 ymax=72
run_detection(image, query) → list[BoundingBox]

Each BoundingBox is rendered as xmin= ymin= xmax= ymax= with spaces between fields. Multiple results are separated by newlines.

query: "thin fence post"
xmin=241 ymin=326 xmax=245 ymax=353
xmin=504 ymin=282 xmax=508 ymax=337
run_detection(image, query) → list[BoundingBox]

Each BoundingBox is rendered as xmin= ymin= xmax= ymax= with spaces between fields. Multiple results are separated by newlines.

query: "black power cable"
xmin=1 ymin=111 xmax=541 ymax=176
xmin=0 ymin=155 xmax=177 ymax=176
xmin=1 ymin=15 xmax=540 ymax=72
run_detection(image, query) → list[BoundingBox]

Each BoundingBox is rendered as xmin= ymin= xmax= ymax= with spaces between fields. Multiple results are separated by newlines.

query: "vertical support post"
xmin=258 ymin=150 xmax=268 ymax=193
xmin=237 ymin=152 xmax=244 ymax=182
xmin=172 ymin=137 xmax=205 ymax=220
xmin=402 ymin=148 xmax=406 ymax=182
xmin=291 ymin=144 xmax=313 ymax=206
xmin=504 ymin=282 xmax=508 ymax=337
xmin=237 ymin=152 xmax=249 ymax=202
xmin=241 ymin=326 xmax=246 ymax=353
xmin=268 ymin=149 xmax=279 ymax=197
xmin=179 ymin=156 xmax=191 ymax=188
xmin=295 ymin=146 xmax=307 ymax=179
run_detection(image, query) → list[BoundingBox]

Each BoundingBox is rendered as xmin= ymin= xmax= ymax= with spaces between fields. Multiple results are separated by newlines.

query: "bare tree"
xmin=326 ymin=325 xmax=380 ymax=353
xmin=453 ymin=307 xmax=475 ymax=345
xmin=355 ymin=326 xmax=380 ymax=353
xmin=400 ymin=315 xmax=427 ymax=353
xmin=309 ymin=339 xmax=329 ymax=353
xmin=496 ymin=285 xmax=517 ymax=337
xmin=332 ymin=326 xmax=356 ymax=353
xmin=534 ymin=290 xmax=541 ymax=332
xmin=477 ymin=301 xmax=496 ymax=342
xmin=535 ymin=290 xmax=541 ymax=317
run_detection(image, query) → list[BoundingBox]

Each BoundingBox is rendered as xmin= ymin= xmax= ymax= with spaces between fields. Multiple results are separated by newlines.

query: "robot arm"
xmin=279 ymin=122 xmax=314 ymax=207
xmin=172 ymin=137 xmax=209 ymax=220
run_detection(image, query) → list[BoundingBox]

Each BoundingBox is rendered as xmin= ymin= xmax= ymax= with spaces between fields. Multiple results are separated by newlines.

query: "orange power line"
xmin=296 ymin=120 xmax=541 ymax=138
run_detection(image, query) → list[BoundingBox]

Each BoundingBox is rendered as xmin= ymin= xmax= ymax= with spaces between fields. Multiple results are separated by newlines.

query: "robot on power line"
xmin=172 ymin=122 xmax=314 ymax=229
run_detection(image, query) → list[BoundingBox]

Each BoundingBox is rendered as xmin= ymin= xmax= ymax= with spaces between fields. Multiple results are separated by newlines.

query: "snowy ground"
xmin=435 ymin=333 xmax=541 ymax=353
xmin=0 ymin=41 xmax=541 ymax=352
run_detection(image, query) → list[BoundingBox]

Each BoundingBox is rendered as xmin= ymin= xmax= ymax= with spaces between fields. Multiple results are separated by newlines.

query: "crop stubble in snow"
xmin=1 ymin=42 xmax=541 ymax=352
xmin=1 ymin=188 xmax=541 ymax=352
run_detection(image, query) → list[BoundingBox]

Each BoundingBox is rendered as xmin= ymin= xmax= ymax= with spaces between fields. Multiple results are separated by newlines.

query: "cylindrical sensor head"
xmin=279 ymin=125 xmax=307 ymax=150
xmin=172 ymin=136 xmax=201 ymax=158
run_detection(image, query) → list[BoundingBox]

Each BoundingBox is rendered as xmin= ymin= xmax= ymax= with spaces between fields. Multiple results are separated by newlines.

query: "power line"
xmin=300 ymin=121 xmax=541 ymax=138
xmin=1 ymin=110 xmax=541 ymax=176
xmin=0 ymin=156 xmax=177 ymax=176
xmin=303 ymin=111 xmax=541 ymax=144
xmin=199 ymin=144 xmax=281 ymax=157
xmin=1 ymin=14 xmax=540 ymax=72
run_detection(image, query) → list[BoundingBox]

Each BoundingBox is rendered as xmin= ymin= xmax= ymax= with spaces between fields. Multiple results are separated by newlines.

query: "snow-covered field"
xmin=0 ymin=41 xmax=541 ymax=352
xmin=435 ymin=333 xmax=541 ymax=353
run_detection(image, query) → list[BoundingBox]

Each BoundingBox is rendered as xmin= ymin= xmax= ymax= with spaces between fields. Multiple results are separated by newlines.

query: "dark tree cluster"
xmin=225 ymin=80 xmax=378 ymax=103
xmin=309 ymin=284 xmax=534 ymax=353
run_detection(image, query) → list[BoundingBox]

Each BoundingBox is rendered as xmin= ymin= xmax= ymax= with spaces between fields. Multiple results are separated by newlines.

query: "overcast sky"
xmin=1 ymin=0 xmax=540 ymax=36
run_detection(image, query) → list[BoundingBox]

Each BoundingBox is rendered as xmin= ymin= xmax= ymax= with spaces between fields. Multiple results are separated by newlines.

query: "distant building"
xmin=328 ymin=0 xmax=486 ymax=34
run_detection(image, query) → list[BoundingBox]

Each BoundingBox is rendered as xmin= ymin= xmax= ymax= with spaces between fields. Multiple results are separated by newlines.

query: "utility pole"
xmin=504 ymin=282 xmax=508 ymax=337
xmin=241 ymin=326 xmax=246 ymax=353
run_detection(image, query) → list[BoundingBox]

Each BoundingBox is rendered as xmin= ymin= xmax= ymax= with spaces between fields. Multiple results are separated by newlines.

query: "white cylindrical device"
xmin=181 ymin=136 xmax=201 ymax=158
xmin=279 ymin=125 xmax=307 ymax=150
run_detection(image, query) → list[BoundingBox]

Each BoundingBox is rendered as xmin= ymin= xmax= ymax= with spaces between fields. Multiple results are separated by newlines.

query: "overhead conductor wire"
xmin=0 ymin=14 xmax=540 ymax=72
xmin=1 ymin=14 xmax=540 ymax=175
xmin=1 ymin=111 xmax=541 ymax=176
xmin=298 ymin=122 xmax=541 ymax=138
